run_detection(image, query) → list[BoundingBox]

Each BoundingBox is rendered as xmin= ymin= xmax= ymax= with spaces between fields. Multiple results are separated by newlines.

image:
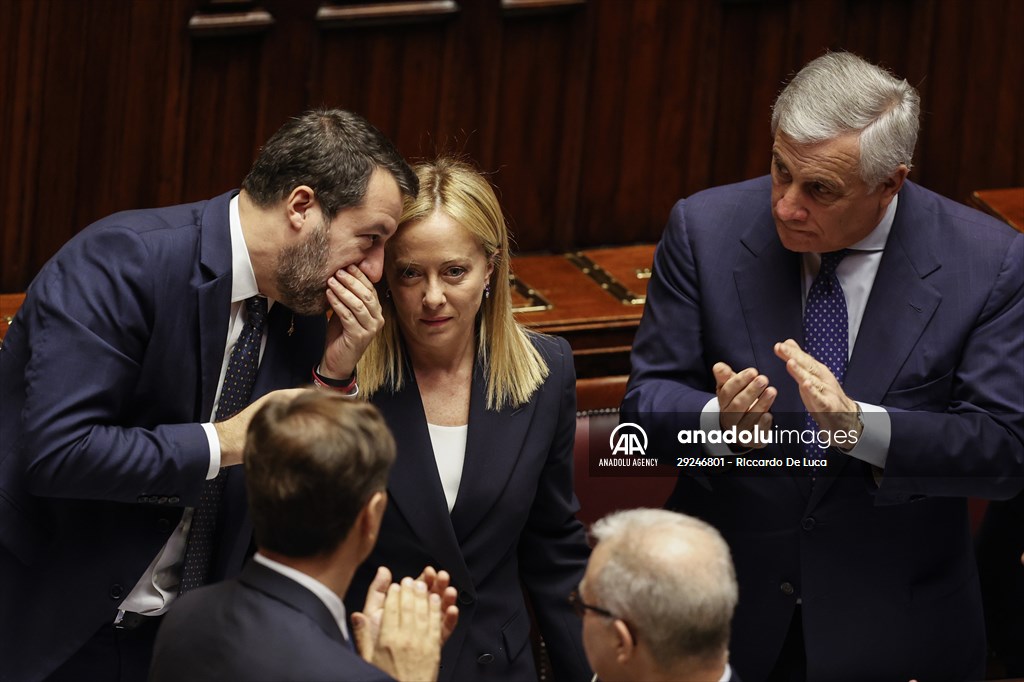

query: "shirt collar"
xmin=252 ymin=552 xmax=350 ymax=642
xmin=229 ymin=194 xmax=263 ymax=304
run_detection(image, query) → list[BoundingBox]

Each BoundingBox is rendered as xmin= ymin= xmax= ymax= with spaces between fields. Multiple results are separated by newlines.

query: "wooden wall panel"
xmin=0 ymin=0 xmax=46 ymax=292
xmin=0 ymin=0 xmax=193 ymax=291
xmin=490 ymin=7 xmax=589 ymax=252
xmin=182 ymin=36 xmax=268 ymax=200
xmin=1 ymin=0 xmax=1022 ymax=293
xmin=313 ymin=20 xmax=454 ymax=156
xmin=577 ymin=0 xmax=717 ymax=246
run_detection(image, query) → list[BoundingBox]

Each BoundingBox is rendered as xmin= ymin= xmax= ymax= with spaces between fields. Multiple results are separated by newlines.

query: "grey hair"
xmin=589 ymin=509 xmax=738 ymax=670
xmin=771 ymin=51 xmax=920 ymax=189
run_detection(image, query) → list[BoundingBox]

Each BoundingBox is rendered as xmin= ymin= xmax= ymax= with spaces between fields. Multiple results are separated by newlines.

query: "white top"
xmin=427 ymin=423 xmax=468 ymax=513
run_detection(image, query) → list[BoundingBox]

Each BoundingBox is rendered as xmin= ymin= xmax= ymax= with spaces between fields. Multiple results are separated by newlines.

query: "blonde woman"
xmin=346 ymin=157 xmax=591 ymax=681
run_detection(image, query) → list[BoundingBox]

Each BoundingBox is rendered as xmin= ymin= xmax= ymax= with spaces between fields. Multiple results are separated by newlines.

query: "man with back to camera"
xmin=150 ymin=390 xmax=459 ymax=682
xmin=623 ymin=52 xmax=1024 ymax=680
xmin=0 ymin=109 xmax=418 ymax=681
xmin=576 ymin=508 xmax=739 ymax=682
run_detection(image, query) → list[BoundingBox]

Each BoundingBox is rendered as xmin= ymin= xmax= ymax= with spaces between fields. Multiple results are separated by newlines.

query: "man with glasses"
xmin=572 ymin=508 xmax=739 ymax=682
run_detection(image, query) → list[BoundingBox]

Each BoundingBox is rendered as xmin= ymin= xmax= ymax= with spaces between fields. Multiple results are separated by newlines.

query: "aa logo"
xmin=609 ymin=423 xmax=648 ymax=456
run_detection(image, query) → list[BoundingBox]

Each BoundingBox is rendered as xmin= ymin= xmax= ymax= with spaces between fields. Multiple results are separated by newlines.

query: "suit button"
xmin=477 ymin=654 xmax=494 ymax=665
xmin=109 ymin=584 xmax=124 ymax=600
xmin=780 ymin=582 xmax=795 ymax=596
xmin=156 ymin=518 xmax=172 ymax=533
xmin=168 ymin=496 xmax=180 ymax=505
xmin=157 ymin=496 xmax=168 ymax=505
xmin=801 ymin=517 xmax=816 ymax=531
xmin=458 ymin=591 xmax=475 ymax=605
xmin=137 ymin=495 xmax=147 ymax=504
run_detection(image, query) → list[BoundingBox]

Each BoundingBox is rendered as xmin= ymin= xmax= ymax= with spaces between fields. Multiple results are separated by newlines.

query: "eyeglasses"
xmin=569 ymin=589 xmax=640 ymax=644
xmin=568 ymin=590 xmax=617 ymax=620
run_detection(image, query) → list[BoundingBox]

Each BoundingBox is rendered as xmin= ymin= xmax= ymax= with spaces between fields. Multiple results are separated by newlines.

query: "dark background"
xmin=2 ymin=0 xmax=1021 ymax=292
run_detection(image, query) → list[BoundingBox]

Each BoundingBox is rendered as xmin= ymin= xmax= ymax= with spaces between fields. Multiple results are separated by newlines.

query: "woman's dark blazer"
xmin=346 ymin=334 xmax=592 ymax=681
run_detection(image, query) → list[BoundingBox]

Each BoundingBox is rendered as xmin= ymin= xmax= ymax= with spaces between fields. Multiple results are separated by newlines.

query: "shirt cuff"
xmin=200 ymin=422 xmax=222 ymax=480
xmin=699 ymin=396 xmax=747 ymax=456
xmin=842 ymin=401 xmax=891 ymax=469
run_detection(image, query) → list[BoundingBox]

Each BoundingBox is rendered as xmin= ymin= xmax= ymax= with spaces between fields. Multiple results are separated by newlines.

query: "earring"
xmin=385 ymin=289 xmax=392 ymax=300
xmin=484 ymin=285 xmax=490 ymax=300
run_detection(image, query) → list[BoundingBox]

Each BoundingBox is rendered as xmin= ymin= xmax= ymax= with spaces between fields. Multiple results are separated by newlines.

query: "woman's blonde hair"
xmin=357 ymin=157 xmax=549 ymax=409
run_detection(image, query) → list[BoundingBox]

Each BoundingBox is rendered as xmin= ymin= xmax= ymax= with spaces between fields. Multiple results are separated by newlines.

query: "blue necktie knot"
xmin=245 ymin=295 xmax=267 ymax=326
xmin=818 ymin=249 xmax=848 ymax=279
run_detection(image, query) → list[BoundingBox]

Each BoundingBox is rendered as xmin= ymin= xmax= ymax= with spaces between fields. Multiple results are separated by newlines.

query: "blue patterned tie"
xmin=802 ymin=251 xmax=848 ymax=472
xmin=180 ymin=295 xmax=267 ymax=594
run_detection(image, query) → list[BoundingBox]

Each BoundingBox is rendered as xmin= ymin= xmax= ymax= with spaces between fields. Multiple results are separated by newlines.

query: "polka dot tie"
xmin=802 ymin=251 xmax=848 ymax=474
xmin=180 ymin=295 xmax=267 ymax=594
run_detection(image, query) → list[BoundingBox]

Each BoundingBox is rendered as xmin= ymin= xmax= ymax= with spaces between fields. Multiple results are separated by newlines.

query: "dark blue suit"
xmin=0 ymin=191 xmax=325 ymax=681
xmin=624 ymin=177 xmax=1024 ymax=681
xmin=347 ymin=335 xmax=592 ymax=681
xmin=150 ymin=560 xmax=393 ymax=682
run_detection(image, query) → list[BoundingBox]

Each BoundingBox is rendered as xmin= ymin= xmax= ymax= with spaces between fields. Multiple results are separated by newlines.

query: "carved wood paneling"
xmin=1 ymin=0 xmax=1021 ymax=293
xmin=316 ymin=1 xmax=459 ymax=27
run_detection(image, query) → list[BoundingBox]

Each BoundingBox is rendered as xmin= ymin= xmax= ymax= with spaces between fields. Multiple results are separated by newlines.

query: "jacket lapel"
xmin=734 ymin=217 xmax=812 ymax=500
xmin=449 ymin=363 xmax=536 ymax=543
xmin=844 ymin=187 xmax=942 ymax=403
xmin=375 ymin=379 xmax=473 ymax=590
xmin=807 ymin=184 xmax=941 ymax=509
xmin=196 ymin=192 xmax=235 ymax=423
xmin=734 ymin=219 xmax=805 ymax=418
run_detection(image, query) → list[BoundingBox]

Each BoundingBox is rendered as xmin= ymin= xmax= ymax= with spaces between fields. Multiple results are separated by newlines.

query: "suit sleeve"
xmin=17 ymin=226 xmax=209 ymax=504
xmin=623 ymin=200 xmax=717 ymax=448
xmin=880 ymin=231 xmax=1024 ymax=500
xmin=517 ymin=336 xmax=593 ymax=682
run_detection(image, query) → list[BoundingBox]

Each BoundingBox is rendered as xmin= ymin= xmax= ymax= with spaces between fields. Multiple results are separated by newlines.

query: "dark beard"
xmin=275 ymin=220 xmax=331 ymax=316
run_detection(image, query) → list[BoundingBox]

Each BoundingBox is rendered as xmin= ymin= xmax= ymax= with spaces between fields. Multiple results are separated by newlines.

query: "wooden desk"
xmin=512 ymin=245 xmax=655 ymax=378
xmin=0 ymin=292 xmax=25 ymax=345
xmin=970 ymin=187 xmax=1024 ymax=233
xmin=1 ymin=245 xmax=659 ymax=376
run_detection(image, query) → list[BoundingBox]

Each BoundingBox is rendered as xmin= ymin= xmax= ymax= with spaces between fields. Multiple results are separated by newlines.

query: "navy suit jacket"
xmin=624 ymin=177 xmax=1024 ymax=681
xmin=150 ymin=560 xmax=392 ymax=682
xmin=347 ymin=334 xmax=592 ymax=682
xmin=0 ymin=191 xmax=325 ymax=681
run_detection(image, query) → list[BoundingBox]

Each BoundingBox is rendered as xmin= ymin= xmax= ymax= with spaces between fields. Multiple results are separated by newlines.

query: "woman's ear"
xmin=486 ymin=249 xmax=499 ymax=281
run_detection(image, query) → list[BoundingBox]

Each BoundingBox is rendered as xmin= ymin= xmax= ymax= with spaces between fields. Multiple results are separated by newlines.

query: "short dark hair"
xmin=242 ymin=109 xmax=418 ymax=222
xmin=244 ymin=390 xmax=396 ymax=557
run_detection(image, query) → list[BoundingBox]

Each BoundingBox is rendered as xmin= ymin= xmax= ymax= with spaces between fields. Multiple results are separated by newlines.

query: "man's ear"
xmin=879 ymin=165 xmax=909 ymax=206
xmin=613 ymin=619 xmax=637 ymax=665
xmin=360 ymin=491 xmax=387 ymax=550
xmin=286 ymin=185 xmax=317 ymax=231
